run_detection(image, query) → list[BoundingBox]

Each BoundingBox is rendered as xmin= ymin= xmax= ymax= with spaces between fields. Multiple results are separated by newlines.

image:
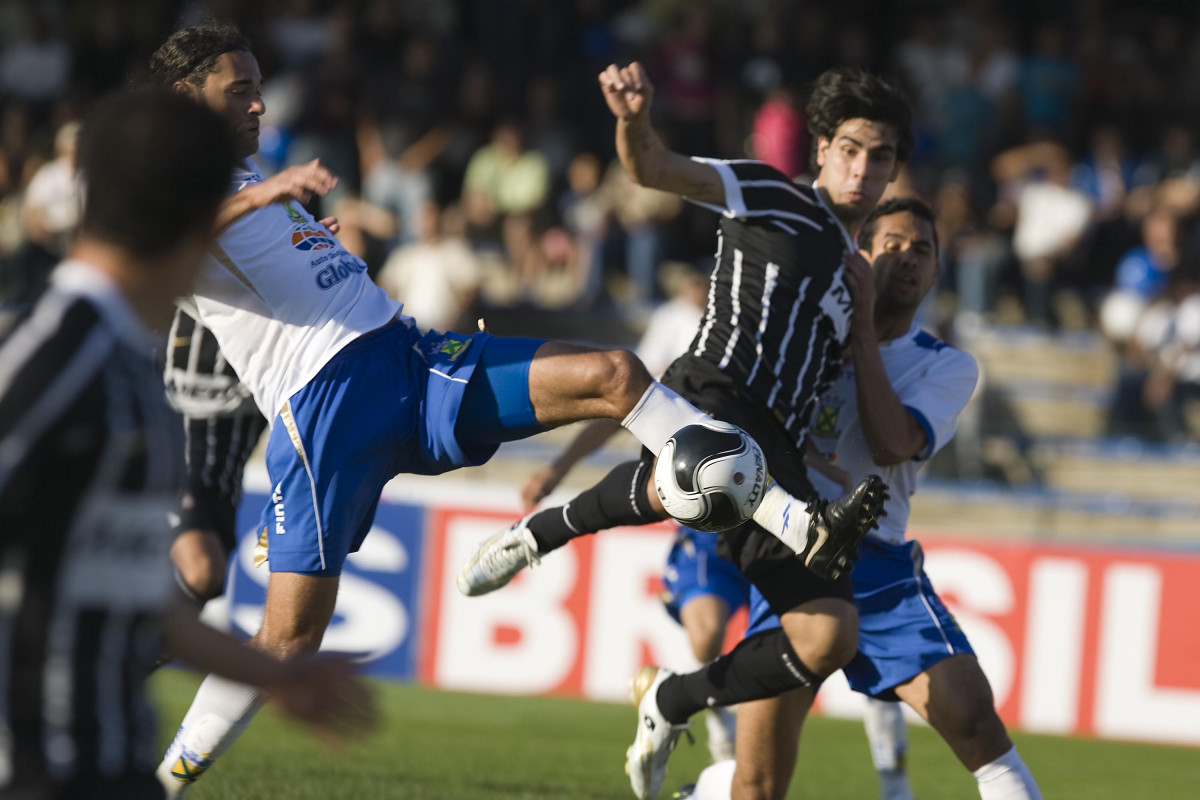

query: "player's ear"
xmin=172 ymin=80 xmax=199 ymax=101
xmin=815 ymin=137 xmax=830 ymax=169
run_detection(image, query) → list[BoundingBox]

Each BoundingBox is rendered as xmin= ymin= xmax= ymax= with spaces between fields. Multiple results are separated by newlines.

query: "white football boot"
xmin=456 ymin=515 xmax=540 ymax=596
xmin=626 ymin=666 xmax=691 ymax=799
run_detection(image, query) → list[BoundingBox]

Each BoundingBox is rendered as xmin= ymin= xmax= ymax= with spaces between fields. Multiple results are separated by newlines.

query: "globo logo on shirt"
xmin=284 ymin=202 xmax=337 ymax=252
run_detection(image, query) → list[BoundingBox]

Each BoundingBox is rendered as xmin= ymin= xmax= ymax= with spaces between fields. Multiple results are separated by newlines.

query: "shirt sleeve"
xmin=687 ymin=158 xmax=817 ymax=222
xmin=897 ymin=349 xmax=980 ymax=461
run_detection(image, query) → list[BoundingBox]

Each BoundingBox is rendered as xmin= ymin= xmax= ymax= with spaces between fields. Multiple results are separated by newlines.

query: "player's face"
xmin=196 ymin=51 xmax=264 ymax=158
xmin=815 ymin=118 xmax=900 ymax=226
xmin=866 ymin=210 xmax=938 ymax=313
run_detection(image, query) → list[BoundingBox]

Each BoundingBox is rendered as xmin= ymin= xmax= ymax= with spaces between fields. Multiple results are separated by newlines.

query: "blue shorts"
xmin=743 ymin=537 xmax=973 ymax=698
xmin=662 ymin=527 xmax=750 ymax=623
xmin=261 ymin=321 xmax=543 ymax=575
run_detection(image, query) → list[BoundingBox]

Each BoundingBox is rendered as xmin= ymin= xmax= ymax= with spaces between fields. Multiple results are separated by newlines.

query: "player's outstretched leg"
xmin=627 ymin=666 xmax=692 ymax=800
xmin=754 ymin=474 xmax=889 ymax=580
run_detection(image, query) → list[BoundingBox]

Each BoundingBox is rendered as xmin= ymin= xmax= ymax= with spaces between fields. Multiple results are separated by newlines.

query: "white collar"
xmin=50 ymin=260 xmax=156 ymax=351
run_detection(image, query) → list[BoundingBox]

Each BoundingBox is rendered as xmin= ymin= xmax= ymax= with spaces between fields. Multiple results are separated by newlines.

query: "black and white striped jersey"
xmin=164 ymin=305 xmax=257 ymax=419
xmin=0 ymin=263 xmax=184 ymax=789
xmin=684 ymin=158 xmax=855 ymax=448
xmin=164 ymin=307 xmax=266 ymax=534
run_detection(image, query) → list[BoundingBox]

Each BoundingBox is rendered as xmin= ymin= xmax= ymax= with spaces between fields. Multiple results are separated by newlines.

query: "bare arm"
xmin=599 ymin=62 xmax=724 ymax=205
xmin=164 ymin=604 xmax=376 ymax=741
xmin=521 ymin=418 xmax=623 ymax=511
xmin=842 ymin=251 xmax=928 ymax=465
xmin=215 ymin=159 xmax=340 ymax=233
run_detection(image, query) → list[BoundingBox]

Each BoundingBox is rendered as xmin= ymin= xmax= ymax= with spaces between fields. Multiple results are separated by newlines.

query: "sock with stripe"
xmin=656 ymin=629 xmax=821 ymax=724
xmin=156 ymin=675 xmax=265 ymax=797
xmin=527 ymin=460 xmax=660 ymax=553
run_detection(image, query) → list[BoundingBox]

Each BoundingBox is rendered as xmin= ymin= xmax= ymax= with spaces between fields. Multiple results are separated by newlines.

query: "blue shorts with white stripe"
xmin=743 ymin=536 xmax=974 ymax=698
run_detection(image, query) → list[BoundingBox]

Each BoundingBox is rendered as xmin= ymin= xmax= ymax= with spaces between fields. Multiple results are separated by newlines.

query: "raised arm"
xmin=598 ymin=62 xmax=724 ymax=205
xmin=214 ymin=158 xmax=339 ymax=233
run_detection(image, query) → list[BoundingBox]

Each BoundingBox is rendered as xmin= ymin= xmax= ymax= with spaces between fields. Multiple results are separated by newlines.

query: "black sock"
xmin=655 ymin=629 xmax=821 ymax=724
xmin=528 ymin=459 xmax=661 ymax=553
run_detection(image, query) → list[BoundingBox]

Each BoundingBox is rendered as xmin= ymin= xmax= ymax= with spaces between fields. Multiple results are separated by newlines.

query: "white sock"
xmin=750 ymin=479 xmax=812 ymax=554
xmin=157 ymin=674 xmax=266 ymax=794
xmin=620 ymin=382 xmax=710 ymax=454
xmin=973 ymin=746 xmax=1042 ymax=800
xmin=863 ymin=698 xmax=914 ymax=800
xmin=705 ymin=706 xmax=737 ymax=763
xmin=694 ymin=758 xmax=736 ymax=800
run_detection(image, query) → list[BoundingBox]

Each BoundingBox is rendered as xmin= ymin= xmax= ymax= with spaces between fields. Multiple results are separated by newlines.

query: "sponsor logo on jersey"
xmin=284 ymin=202 xmax=337 ymax=252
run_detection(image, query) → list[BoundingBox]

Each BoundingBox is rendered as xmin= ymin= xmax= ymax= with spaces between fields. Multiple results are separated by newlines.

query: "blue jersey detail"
xmin=912 ymin=330 xmax=947 ymax=351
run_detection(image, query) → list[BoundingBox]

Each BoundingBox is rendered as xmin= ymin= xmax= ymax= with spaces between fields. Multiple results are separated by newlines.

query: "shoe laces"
xmin=484 ymin=525 xmax=540 ymax=572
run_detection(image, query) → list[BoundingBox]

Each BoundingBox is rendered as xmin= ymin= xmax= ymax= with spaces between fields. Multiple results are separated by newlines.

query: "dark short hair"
xmin=806 ymin=68 xmax=913 ymax=172
xmin=859 ymin=196 xmax=938 ymax=256
xmin=79 ymin=90 xmax=237 ymax=258
xmin=148 ymin=22 xmax=250 ymax=88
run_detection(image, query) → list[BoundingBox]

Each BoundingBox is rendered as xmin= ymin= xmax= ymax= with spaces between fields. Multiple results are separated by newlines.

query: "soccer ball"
xmin=654 ymin=420 xmax=767 ymax=532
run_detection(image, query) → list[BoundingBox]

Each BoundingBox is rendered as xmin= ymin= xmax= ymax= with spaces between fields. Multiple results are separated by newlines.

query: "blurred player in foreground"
xmin=147 ymin=23 xmax=843 ymax=797
xmin=0 ymin=90 xmax=373 ymax=800
xmin=682 ymin=198 xmax=1041 ymax=800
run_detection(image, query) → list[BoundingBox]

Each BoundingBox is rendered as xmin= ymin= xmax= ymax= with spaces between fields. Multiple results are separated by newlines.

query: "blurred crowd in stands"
xmin=0 ymin=0 xmax=1197 ymax=442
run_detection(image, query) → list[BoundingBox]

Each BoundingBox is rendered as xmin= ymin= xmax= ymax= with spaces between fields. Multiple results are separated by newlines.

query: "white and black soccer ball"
xmin=653 ymin=420 xmax=767 ymax=532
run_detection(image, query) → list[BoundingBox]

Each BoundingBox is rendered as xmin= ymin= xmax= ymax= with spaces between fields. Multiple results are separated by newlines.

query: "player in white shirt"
xmin=685 ymin=198 xmax=1041 ymax=800
xmin=148 ymin=24 xmax=879 ymax=797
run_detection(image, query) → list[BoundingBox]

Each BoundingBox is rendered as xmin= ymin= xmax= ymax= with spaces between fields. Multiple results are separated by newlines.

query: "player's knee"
xmin=787 ymin=611 xmax=858 ymax=677
xmin=594 ymin=348 xmax=651 ymax=409
xmin=687 ymin=619 xmax=725 ymax=664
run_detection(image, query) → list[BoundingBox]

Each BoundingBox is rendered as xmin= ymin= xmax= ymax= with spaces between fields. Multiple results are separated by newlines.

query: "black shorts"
xmin=177 ymin=408 xmax=267 ymax=554
xmin=656 ymin=355 xmax=853 ymax=613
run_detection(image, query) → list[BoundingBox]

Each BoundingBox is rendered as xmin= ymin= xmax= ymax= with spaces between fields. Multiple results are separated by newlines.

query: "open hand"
xmin=267 ymin=654 xmax=377 ymax=746
xmin=253 ymin=159 xmax=339 ymax=208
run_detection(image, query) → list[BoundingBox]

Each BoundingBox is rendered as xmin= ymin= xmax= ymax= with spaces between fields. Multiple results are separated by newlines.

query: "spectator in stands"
xmin=462 ymin=119 xmax=550 ymax=269
xmin=596 ymin=158 xmax=683 ymax=310
xmin=22 ymin=119 xmax=82 ymax=258
xmin=992 ymin=139 xmax=1093 ymax=327
xmin=0 ymin=11 xmax=70 ymax=108
xmin=376 ymin=200 xmax=480 ymax=333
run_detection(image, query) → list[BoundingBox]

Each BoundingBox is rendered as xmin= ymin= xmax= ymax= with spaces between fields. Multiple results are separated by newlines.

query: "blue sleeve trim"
xmin=905 ymin=405 xmax=936 ymax=461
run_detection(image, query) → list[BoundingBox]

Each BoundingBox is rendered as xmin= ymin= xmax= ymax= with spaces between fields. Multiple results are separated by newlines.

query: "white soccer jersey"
xmin=189 ymin=159 xmax=404 ymax=419
xmin=805 ymin=323 xmax=979 ymax=544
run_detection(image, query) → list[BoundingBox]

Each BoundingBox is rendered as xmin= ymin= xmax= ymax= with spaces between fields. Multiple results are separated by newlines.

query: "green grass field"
xmin=153 ymin=669 xmax=1199 ymax=799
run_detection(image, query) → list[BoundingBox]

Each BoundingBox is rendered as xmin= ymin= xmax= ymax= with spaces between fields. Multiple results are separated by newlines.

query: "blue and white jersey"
xmin=806 ymin=323 xmax=978 ymax=544
xmin=189 ymin=159 xmax=405 ymax=419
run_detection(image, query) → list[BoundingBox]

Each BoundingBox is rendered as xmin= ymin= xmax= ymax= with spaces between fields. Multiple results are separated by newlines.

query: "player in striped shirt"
xmin=0 ymin=90 xmax=372 ymax=800
xmin=684 ymin=200 xmax=1041 ymax=800
xmin=458 ymin=63 xmax=913 ymax=798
